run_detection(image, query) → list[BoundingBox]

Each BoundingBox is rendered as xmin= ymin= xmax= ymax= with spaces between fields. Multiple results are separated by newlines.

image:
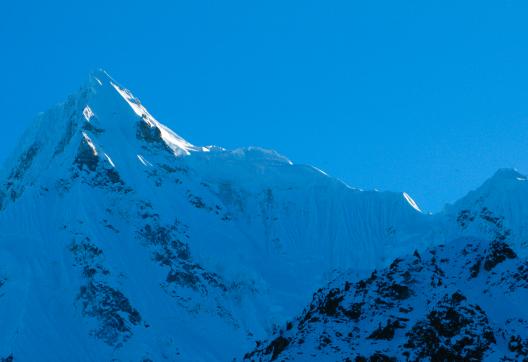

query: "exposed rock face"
xmin=483 ymin=240 xmax=517 ymax=271
xmin=2 ymin=143 xmax=39 ymax=203
xmin=71 ymin=238 xmax=142 ymax=347
xmin=404 ymin=293 xmax=495 ymax=361
xmin=245 ymin=238 xmax=528 ymax=361
xmin=74 ymin=137 xmax=99 ymax=171
xmin=136 ymin=119 xmax=165 ymax=145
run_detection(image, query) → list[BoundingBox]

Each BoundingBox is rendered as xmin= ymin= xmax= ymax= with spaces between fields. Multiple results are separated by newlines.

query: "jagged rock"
xmin=74 ymin=138 xmax=99 ymax=171
xmin=245 ymin=238 xmax=527 ymax=361
xmin=483 ymin=240 xmax=517 ymax=271
xmin=9 ymin=143 xmax=39 ymax=181
xmin=404 ymin=293 xmax=495 ymax=361
xmin=78 ymin=281 xmax=142 ymax=346
xmin=368 ymin=319 xmax=404 ymax=340
xmin=508 ymin=335 xmax=528 ymax=357
xmin=355 ymin=353 xmax=397 ymax=362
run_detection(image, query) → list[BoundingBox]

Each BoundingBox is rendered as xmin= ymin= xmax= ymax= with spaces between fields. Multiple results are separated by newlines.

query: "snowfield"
xmin=0 ymin=70 xmax=526 ymax=361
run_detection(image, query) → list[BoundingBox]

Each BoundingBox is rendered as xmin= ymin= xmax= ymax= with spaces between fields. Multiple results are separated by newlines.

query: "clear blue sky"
xmin=2 ymin=1 xmax=528 ymax=212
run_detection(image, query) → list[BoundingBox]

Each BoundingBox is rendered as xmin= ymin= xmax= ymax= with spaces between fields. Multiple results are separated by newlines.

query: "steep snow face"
xmin=0 ymin=69 xmax=201 ymax=211
xmin=246 ymin=238 xmax=528 ymax=361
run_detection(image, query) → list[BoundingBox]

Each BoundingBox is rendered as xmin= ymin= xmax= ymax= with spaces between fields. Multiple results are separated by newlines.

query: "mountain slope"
xmin=439 ymin=168 xmax=528 ymax=253
xmin=245 ymin=238 xmax=528 ymax=361
xmin=0 ymin=70 xmax=527 ymax=361
xmin=0 ymin=70 xmax=435 ymax=361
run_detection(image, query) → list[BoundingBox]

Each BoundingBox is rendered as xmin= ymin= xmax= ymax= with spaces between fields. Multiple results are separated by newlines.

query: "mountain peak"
xmin=447 ymin=167 xmax=528 ymax=212
xmin=488 ymin=168 xmax=526 ymax=182
xmin=88 ymin=69 xmax=204 ymax=156
xmin=0 ymin=71 xmax=203 ymax=209
xmin=88 ymin=68 xmax=113 ymax=85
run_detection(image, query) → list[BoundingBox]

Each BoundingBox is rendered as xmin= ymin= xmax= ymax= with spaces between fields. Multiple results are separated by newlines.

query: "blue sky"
xmin=2 ymin=0 xmax=528 ymax=212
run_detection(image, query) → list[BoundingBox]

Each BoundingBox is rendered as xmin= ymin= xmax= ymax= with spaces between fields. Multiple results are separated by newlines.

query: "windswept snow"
xmin=403 ymin=191 xmax=422 ymax=212
xmin=109 ymin=80 xmax=198 ymax=156
xmin=104 ymin=153 xmax=115 ymax=167
xmin=137 ymin=154 xmax=152 ymax=166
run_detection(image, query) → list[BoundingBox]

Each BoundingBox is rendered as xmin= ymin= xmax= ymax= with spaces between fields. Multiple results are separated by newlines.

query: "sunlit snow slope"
xmin=0 ymin=70 xmax=526 ymax=361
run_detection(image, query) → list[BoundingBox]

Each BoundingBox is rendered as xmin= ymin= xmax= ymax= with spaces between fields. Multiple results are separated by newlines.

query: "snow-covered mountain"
xmin=245 ymin=238 xmax=528 ymax=361
xmin=439 ymin=168 xmax=528 ymax=253
xmin=0 ymin=70 xmax=526 ymax=361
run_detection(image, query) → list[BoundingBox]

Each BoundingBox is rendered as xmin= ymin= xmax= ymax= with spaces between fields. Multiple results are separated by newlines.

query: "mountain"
xmin=245 ymin=238 xmax=528 ymax=361
xmin=0 ymin=70 xmax=526 ymax=361
xmin=439 ymin=168 xmax=528 ymax=252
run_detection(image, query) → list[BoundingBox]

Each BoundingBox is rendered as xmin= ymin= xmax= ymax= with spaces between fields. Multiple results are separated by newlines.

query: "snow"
xmin=108 ymin=80 xmax=200 ymax=156
xmin=104 ymin=153 xmax=115 ymax=167
xmin=137 ymin=154 xmax=152 ymax=166
xmin=82 ymin=132 xmax=98 ymax=156
xmin=82 ymin=105 xmax=94 ymax=121
xmin=403 ymin=191 xmax=422 ymax=212
xmin=0 ymin=70 xmax=526 ymax=361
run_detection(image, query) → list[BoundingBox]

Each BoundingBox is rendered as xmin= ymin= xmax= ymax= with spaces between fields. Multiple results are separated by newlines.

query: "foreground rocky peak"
xmin=246 ymin=237 xmax=528 ymax=361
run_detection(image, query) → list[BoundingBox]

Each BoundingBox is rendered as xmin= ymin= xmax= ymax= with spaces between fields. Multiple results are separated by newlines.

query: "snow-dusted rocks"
xmin=245 ymin=238 xmax=528 ymax=361
xmin=0 ymin=70 xmax=527 ymax=361
xmin=440 ymin=168 xmax=528 ymax=254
